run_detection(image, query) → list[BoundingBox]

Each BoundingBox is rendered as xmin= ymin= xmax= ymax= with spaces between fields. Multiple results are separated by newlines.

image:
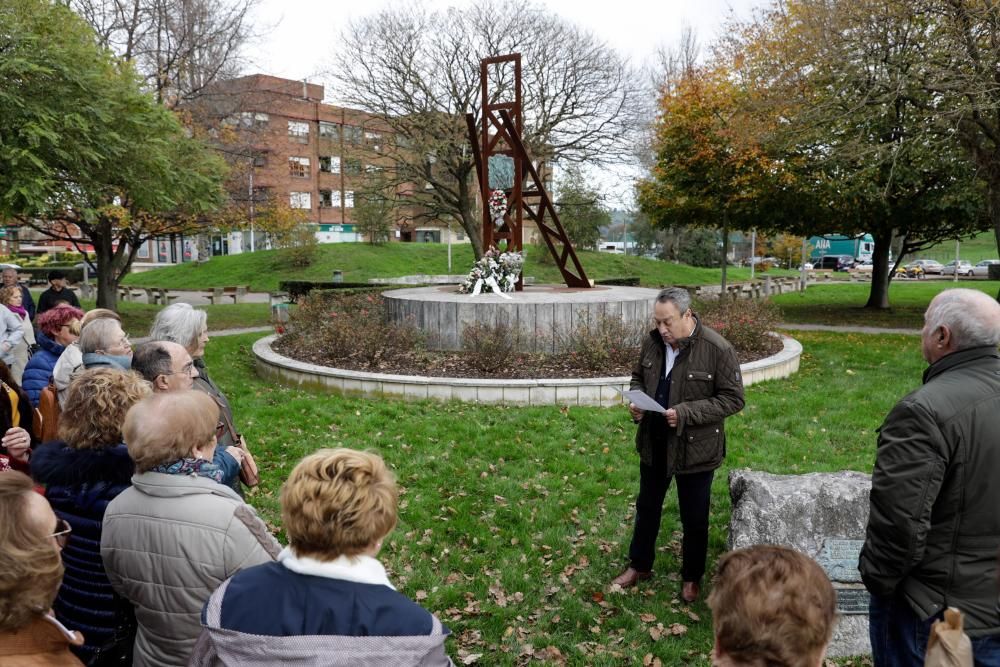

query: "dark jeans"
xmin=870 ymin=592 xmax=1000 ymax=667
xmin=627 ymin=449 xmax=714 ymax=582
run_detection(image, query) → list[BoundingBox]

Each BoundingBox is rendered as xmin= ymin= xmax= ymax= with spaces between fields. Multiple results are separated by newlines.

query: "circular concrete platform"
xmin=383 ymin=284 xmax=661 ymax=352
xmin=252 ymin=333 xmax=802 ymax=406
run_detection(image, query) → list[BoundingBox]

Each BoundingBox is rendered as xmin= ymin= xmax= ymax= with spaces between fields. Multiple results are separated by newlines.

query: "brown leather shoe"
xmin=681 ymin=581 xmax=700 ymax=603
xmin=610 ymin=567 xmax=652 ymax=588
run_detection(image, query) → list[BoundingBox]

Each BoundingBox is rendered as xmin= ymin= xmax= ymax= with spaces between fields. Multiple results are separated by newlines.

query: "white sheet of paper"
xmin=617 ymin=388 xmax=667 ymax=414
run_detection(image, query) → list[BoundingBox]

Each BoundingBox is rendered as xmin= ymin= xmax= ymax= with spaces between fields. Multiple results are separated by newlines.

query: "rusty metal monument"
xmin=464 ymin=53 xmax=591 ymax=290
xmin=383 ymin=54 xmax=671 ymax=354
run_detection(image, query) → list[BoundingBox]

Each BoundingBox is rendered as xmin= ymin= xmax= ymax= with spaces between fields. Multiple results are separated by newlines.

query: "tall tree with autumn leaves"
xmin=637 ymin=66 xmax=810 ymax=294
xmin=724 ymin=0 xmax=989 ymax=308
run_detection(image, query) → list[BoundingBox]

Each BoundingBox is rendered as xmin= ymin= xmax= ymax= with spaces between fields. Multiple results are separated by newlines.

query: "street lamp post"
xmin=248 ymin=161 xmax=256 ymax=253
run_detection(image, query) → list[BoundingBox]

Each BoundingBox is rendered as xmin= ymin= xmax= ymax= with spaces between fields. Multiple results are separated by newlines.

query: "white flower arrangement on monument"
xmin=458 ymin=246 xmax=523 ymax=297
xmin=488 ymin=189 xmax=508 ymax=227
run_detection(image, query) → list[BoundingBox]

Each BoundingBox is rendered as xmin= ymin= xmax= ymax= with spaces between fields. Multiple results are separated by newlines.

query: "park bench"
xmin=201 ymin=286 xmax=249 ymax=305
xmin=145 ymin=288 xmax=182 ymax=305
xmin=117 ymin=286 xmax=146 ymax=302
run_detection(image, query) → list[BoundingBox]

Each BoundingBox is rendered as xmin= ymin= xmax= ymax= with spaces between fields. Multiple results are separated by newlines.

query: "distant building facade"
xmin=190 ymin=74 xmax=466 ymax=250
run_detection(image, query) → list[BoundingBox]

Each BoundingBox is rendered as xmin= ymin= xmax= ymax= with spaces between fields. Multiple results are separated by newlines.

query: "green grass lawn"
xmin=74 ymin=299 xmax=272 ymax=335
xmin=207 ymin=329 xmax=915 ymax=665
xmin=771 ymin=281 xmax=1000 ymax=329
xmin=122 ymin=243 xmax=794 ymax=292
xmin=916 ymin=229 xmax=999 ymax=264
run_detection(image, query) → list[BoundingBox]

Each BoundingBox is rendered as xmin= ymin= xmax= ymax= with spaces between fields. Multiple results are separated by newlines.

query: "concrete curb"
xmin=252 ymin=334 xmax=802 ymax=406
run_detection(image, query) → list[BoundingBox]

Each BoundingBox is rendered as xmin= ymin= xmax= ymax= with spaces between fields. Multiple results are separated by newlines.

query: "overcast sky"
xmin=245 ymin=0 xmax=769 ymax=207
xmin=249 ymin=0 xmax=766 ymax=90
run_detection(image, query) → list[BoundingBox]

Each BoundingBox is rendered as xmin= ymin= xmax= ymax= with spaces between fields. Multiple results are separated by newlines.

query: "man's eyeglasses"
xmin=51 ymin=518 xmax=72 ymax=549
xmin=162 ymin=361 xmax=196 ymax=377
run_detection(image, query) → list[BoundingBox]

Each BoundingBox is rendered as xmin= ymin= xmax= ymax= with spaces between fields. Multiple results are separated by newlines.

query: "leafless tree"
xmin=69 ymin=0 xmax=260 ymax=106
xmin=330 ymin=0 xmax=644 ymax=257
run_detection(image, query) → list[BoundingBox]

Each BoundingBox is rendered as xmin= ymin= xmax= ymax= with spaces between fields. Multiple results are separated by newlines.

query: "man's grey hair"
xmin=79 ymin=317 xmax=121 ymax=354
xmin=656 ymin=287 xmax=692 ymax=314
xmin=925 ymin=288 xmax=1000 ymax=350
xmin=1 ymin=267 xmax=16 ymax=276
xmin=131 ymin=342 xmax=173 ymax=383
xmin=148 ymin=303 xmax=207 ymax=353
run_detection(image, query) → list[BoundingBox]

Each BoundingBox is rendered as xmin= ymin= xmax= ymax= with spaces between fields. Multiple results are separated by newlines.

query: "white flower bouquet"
xmin=458 ymin=246 xmax=524 ymax=297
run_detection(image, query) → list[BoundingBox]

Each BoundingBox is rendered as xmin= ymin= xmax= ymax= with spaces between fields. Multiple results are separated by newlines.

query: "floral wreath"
xmin=488 ymin=189 xmax=508 ymax=227
xmin=458 ymin=245 xmax=523 ymax=298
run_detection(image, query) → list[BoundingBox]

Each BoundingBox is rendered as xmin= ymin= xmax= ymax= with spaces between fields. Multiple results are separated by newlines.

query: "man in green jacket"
xmin=610 ymin=287 xmax=745 ymax=602
xmin=861 ymin=288 xmax=1000 ymax=666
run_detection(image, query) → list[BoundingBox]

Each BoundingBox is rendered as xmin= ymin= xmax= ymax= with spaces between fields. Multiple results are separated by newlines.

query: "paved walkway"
xmin=132 ymin=326 xmax=272 ymax=346
xmin=778 ymin=322 xmax=920 ymax=335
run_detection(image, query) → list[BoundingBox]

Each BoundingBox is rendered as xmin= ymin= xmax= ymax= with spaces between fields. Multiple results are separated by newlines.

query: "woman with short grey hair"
xmin=148 ymin=303 xmax=244 ymax=493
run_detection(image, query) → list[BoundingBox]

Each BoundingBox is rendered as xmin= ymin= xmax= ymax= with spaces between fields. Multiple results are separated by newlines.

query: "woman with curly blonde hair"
xmin=190 ymin=448 xmax=452 ymax=666
xmin=0 ymin=285 xmax=33 ymax=383
xmin=30 ymin=368 xmax=152 ymax=666
xmin=0 ymin=470 xmax=84 ymax=666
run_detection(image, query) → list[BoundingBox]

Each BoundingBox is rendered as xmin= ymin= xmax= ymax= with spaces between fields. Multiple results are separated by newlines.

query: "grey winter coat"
xmin=860 ymin=345 xmax=1000 ymax=637
xmin=631 ymin=317 xmax=745 ymax=472
xmin=100 ymin=471 xmax=281 ymax=666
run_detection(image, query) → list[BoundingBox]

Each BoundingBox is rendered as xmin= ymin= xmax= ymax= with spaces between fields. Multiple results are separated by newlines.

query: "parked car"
xmin=813 ymin=255 xmax=855 ymax=271
xmin=971 ymin=259 xmax=1000 ymax=277
xmin=853 ymin=259 xmax=875 ymax=273
xmin=941 ymin=260 xmax=974 ymax=276
xmin=906 ymin=259 xmax=944 ymax=274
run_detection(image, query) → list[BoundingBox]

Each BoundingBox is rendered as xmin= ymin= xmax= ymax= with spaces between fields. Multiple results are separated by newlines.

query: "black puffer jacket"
xmin=631 ymin=317 xmax=745 ymax=473
xmin=860 ymin=345 xmax=1000 ymax=637
xmin=31 ymin=441 xmax=137 ymax=665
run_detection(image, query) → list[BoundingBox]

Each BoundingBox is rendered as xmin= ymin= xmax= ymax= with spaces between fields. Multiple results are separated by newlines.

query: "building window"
xmin=289 ymin=156 xmax=310 ymax=178
xmin=364 ymin=131 xmax=382 ymax=151
xmin=344 ymin=125 xmax=362 ymax=144
xmin=320 ymin=189 xmax=341 ymax=208
xmin=288 ymin=121 xmax=309 ymax=143
xmin=319 ymin=156 xmax=340 ymax=174
xmin=252 ymin=154 xmax=268 ymax=168
xmin=319 ymin=121 xmax=340 ymax=140
xmin=290 ymin=192 xmax=311 ymax=209
xmin=365 ymin=163 xmax=383 ymax=174
xmin=345 ymin=191 xmax=354 ymax=208
xmin=252 ymin=186 xmax=270 ymax=203
xmin=224 ymin=111 xmax=269 ymax=128
xmin=344 ymin=158 xmax=362 ymax=175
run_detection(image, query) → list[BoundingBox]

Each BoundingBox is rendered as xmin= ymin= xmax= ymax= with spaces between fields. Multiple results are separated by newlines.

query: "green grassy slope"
xmin=123 ymin=243 xmax=792 ymax=292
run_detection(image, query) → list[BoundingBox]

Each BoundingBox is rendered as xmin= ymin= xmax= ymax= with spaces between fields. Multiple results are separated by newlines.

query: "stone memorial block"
xmin=727 ymin=469 xmax=873 ymax=658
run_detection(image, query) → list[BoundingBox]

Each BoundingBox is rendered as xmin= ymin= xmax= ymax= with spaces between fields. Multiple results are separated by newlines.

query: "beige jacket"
xmin=100 ymin=471 xmax=281 ymax=667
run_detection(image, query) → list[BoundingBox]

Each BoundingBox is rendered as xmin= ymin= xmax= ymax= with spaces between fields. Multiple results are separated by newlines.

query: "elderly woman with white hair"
xmin=148 ymin=303 xmax=245 ymax=492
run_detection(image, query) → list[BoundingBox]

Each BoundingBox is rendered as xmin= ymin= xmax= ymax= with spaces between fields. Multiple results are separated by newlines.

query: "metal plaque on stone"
xmin=815 ymin=538 xmax=870 ymax=615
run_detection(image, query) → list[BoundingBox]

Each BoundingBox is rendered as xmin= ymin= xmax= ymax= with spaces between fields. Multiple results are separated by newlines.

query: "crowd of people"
xmin=0 ymin=270 xmax=997 ymax=667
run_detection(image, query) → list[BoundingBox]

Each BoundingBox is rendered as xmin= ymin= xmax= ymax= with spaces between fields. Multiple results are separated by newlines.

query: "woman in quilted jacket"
xmin=22 ymin=305 xmax=83 ymax=406
xmin=30 ymin=368 xmax=152 ymax=666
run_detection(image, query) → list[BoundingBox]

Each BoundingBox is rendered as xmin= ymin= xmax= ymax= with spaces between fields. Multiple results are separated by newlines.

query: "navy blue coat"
xmin=209 ymin=561 xmax=437 ymax=638
xmin=22 ymin=330 xmax=65 ymax=406
xmin=31 ymin=440 xmax=136 ymax=665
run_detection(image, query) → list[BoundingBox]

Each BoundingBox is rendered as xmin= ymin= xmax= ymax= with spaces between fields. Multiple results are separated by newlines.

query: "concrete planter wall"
xmin=253 ymin=334 xmax=802 ymax=406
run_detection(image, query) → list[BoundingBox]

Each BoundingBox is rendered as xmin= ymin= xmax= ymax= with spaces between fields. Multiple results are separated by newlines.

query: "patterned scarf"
xmin=150 ymin=457 xmax=224 ymax=483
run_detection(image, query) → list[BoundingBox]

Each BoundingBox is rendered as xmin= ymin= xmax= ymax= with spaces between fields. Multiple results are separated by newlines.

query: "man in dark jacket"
xmin=861 ymin=288 xmax=1000 ymax=665
xmin=36 ymin=270 xmax=81 ymax=315
xmin=610 ymin=287 xmax=745 ymax=602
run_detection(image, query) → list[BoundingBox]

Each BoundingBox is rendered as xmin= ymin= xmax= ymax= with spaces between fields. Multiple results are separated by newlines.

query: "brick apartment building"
xmin=194 ymin=74 xmax=465 ymax=251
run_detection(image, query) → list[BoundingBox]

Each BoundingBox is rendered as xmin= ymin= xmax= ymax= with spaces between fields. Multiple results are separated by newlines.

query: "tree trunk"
xmin=720 ymin=220 xmax=729 ymax=299
xmin=995 ymin=223 xmax=1000 ymax=302
xmin=864 ymin=230 xmax=893 ymax=309
xmin=93 ymin=233 xmax=119 ymax=310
